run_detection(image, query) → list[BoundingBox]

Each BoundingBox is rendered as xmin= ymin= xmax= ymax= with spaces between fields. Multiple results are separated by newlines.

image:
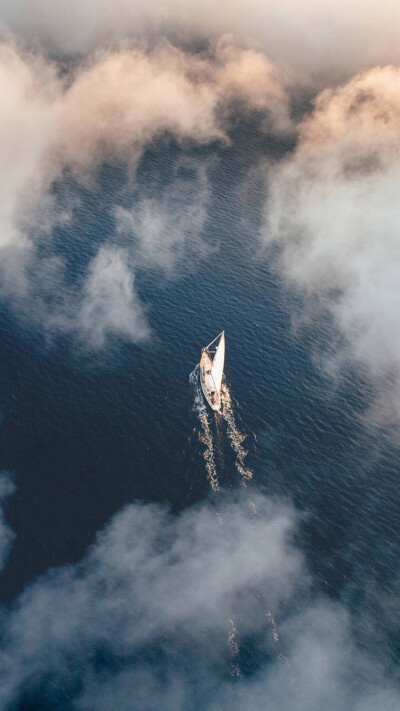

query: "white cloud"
xmin=0 ymin=472 xmax=15 ymax=572
xmin=76 ymin=246 xmax=149 ymax=349
xmin=2 ymin=0 xmax=400 ymax=82
xmin=115 ymin=157 xmax=211 ymax=270
xmin=265 ymin=66 xmax=400 ymax=424
xmin=0 ymin=38 xmax=289 ymax=349
xmin=0 ymin=490 xmax=396 ymax=709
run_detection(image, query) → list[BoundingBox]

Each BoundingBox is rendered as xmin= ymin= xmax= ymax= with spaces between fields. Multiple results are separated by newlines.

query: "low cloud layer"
xmin=0 ymin=5 xmax=398 ymax=709
xmin=0 ymin=472 xmax=15 ymax=571
xmin=0 ymin=490 xmax=397 ymax=710
xmin=2 ymin=0 xmax=400 ymax=82
xmin=76 ymin=246 xmax=149 ymax=349
xmin=265 ymin=65 xmax=400 ymax=424
xmin=0 ymin=37 xmax=289 ymax=349
xmin=115 ymin=157 xmax=211 ymax=271
xmin=0 ymin=35 xmax=288 ymax=251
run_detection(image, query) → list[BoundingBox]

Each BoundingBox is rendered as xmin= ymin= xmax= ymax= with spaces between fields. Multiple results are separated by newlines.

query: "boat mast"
xmin=204 ymin=330 xmax=224 ymax=354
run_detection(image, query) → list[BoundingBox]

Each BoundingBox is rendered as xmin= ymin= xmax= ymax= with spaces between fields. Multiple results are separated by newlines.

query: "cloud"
xmin=115 ymin=157 xmax=211 ymax=271
xmin=0 ymin=490 xmax=397 ymax=710
xmin=2 ymin=0 xmax=400 ymax=82
xmin=0 ymin=493 xmax=301 ymax=706
xmin=0 ymin=472 xmax=15 ymax=572
xmin=76 ymin=246 xmax=149 ymax=349
xmin=265 ymin=66 xmax=400 ymax=424
xmin=0 ymin=37 xmax=289 ymax=348
xmin=0 ymin=5 xmax=397 ymax=709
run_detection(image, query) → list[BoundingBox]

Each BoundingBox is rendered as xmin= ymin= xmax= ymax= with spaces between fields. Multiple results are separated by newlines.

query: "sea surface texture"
xmin=0 ymin=105 xmax=399 ymax=708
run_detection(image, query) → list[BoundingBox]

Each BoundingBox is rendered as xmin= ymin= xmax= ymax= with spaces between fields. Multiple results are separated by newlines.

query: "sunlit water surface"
xmin=0 ymin=117 xmax=399 ymax=702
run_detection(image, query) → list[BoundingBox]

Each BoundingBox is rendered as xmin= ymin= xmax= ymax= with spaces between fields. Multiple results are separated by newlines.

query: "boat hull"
xmin=200 ymin=374 xmax=221 ymax=411
xmin=200 ymin=346 xmax=222 ymax=412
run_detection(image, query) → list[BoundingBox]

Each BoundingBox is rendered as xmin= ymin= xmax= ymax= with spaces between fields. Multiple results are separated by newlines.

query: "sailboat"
xmin=200 ymin=331 xmax=225 ymax=411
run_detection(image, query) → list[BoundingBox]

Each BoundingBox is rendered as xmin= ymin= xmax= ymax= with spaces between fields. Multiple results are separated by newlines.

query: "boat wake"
xmin=189 ymin=367 xmax=253 ymax=490
xmin=257 ymin=585 xmax=293 ymax=672
xmin=227 ymin=617 xmax=241 ymax=679
xmin=189 ymin=367 xmax=291 ymax=688
xmin=220 ymin=382 xmax=253 ymax=486
xmin=189 ymin=365 xmax=219 ymax=492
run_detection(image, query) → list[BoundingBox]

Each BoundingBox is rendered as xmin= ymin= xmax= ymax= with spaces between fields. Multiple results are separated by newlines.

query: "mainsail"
xmin=200 ymin=330 xmax=225 ymax=411
xmin=211 ymin=331 xmax=225 ymax=391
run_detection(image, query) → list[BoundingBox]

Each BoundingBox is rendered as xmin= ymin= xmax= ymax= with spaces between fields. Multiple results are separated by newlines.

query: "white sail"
xmin=211 ymin=331 xmax=225 ymax=392
xmin=199 ymin=330 xmax=225 ymax=411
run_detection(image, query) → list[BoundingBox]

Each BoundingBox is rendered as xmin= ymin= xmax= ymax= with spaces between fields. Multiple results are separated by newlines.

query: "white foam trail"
xmin=220 ymin=382 xmax=253 ymax=486
xmin=249 ymin=500 xmax=294 ymax=686
xmin=256 ymin=584 xmax=296 ymax=690
xmin=189 ymin=365 xmax=219 ymax=492
xmin=189 ymin=369 xmax=254 ymax=681
xmin=189 ymin=367 xmax=247 ymax=682
xmin=227 ymin=617 xmax=241 ymax=679
xmin=189 ymin=374 xmax=292 ymax=688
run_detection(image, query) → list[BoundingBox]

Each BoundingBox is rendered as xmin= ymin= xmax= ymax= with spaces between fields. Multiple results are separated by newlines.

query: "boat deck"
xmin=200 ymin=350 xmax=221 ymax=411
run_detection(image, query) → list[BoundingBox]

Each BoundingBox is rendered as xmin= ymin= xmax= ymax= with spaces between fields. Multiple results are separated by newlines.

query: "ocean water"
xmin=0 ymin=116 xmax=399 ymax=703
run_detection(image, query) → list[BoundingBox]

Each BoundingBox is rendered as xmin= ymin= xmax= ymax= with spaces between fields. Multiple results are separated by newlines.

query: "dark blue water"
xmin=0 ymin=117 xmax=399 ymax=705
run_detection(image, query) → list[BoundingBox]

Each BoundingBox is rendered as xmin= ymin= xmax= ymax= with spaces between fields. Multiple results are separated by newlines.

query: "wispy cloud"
xmin=0 ymin=37 xmax=289 ymax=349
xmin=265 ymin=66 xmax=400 ymax=425
xmin=76 ymin=246 xmax=149 ymax=349
xmin=0 ymin=472 xmax=15 ymax=572
xmin=2 ymin=0 xmax=400 ymax=82
xmin=115 ymin=157 xmax=211 ymax=271
xmin=0 ymin=490 xmax=397 ymax=709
